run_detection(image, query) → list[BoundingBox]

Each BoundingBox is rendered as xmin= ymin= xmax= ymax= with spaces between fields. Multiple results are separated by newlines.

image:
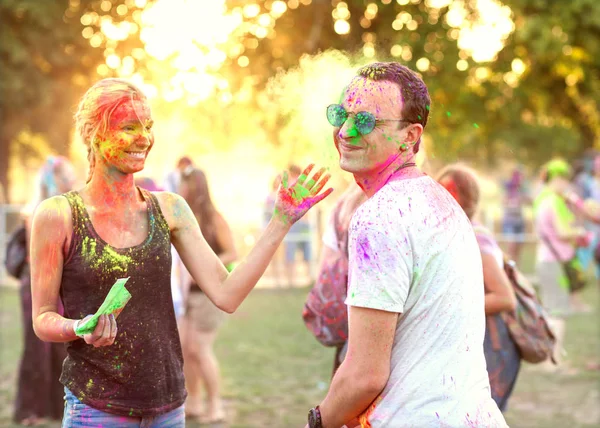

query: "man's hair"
xmin=436 ymin=164 xmax=480 ymax=220
xmin=356 ymin=62 xmax=431 ymax=153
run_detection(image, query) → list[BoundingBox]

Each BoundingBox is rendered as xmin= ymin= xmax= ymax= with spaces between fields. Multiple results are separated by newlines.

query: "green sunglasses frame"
xmin=326 ymin=104 xmax=413 ymax=135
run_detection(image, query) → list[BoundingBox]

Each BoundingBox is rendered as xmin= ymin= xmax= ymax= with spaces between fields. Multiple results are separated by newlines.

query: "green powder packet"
xmin=75 ymin=277 xmax=132 ymax=336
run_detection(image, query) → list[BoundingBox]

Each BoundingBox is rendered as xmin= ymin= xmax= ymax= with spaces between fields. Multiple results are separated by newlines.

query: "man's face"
xmin=332 ymin=77 xmax=415 ymax=177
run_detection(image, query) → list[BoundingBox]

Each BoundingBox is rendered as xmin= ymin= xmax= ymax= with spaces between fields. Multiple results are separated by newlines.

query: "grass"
xmin=1 ymin=281 xmax=599 ymax=428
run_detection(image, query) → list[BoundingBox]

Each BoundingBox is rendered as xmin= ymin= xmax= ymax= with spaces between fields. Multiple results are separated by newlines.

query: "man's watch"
xmin=308 ymin=405 xmax=322 ymax=428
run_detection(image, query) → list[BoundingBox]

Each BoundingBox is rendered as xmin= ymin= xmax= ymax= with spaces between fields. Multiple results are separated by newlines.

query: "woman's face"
xmin=95 ymin=99 xmax=154 ymax=175
xmin=551 ymin=175 xmax=570 ymax=193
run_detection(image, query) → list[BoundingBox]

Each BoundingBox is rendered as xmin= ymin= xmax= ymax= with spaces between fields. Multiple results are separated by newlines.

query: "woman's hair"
xmin=436 ymin=164 xmax=480 ymax=220
xmin=179 ymin=168 xmax=219 ymax=251
xmin=75 ymin=78 xmax=147 ymax=183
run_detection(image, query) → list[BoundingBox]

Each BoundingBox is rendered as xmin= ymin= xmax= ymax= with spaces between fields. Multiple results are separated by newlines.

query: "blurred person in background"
xmin=14 ymin=155 xmax=77 ymax=426
xmin=533 ymin=159 xmax=591 ymax=364
xmin=570 ymin=151 xmax=600 ymax=286
xmin=438 ymin=164 xmax=520 ymax=412
xmin=161 ymin=157 xmax=198 ymax=320
xmin=502 ymin=166 xmax=531 ymax=263
xmin=283 ymin=164 xmax=314 ymax=287
xmin=316 ymin=182 xmax=367 ymax=376
xmin=163 ymin=156 xmax=194 ymax=194
xmin=135 ymin=176 xmax=186 ymax=320
xmin=177 ymin=167 xmax=237 ymax=424
xmin=263 ymin=172 xmax=285 ymax=287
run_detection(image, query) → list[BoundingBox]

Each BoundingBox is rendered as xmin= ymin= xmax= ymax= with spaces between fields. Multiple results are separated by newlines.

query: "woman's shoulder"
xmin=472 ymin=222 xmax=500 ymax=249
xmin=150 ymin=190 xmax=185 ymax=210
xmin=30 ymin=195 xmax=73 ymax=237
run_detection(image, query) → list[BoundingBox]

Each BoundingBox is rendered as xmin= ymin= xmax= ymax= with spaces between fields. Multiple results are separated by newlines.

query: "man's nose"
xmin=338 ymin=118 xmax=359 ymax=140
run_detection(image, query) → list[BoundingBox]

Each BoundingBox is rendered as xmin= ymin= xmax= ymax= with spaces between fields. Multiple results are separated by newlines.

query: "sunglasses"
xmin=326 ymin=104 xmax=413 ymax=136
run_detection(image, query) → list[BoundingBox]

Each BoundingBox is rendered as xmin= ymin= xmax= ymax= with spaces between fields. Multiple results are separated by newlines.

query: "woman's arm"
xmin=30 ymin=197 xmax=79 ymax=342
xmin=164 ymin=165 xmax=332 ymax=313
xmin=481 ymin=252 xmax=517 ymax=315
xmin=213 ymin=211 xmax=238 ymax=266
xmin=30 ymin=196 xmax=117 ymax=346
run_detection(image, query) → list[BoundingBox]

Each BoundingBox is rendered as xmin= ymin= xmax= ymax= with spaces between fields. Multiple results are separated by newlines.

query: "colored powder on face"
xmin=86 ymin=378 xmax=94 ymax=390
xmin=446 ymin=111 xmax=451 ymax=117
xmin=473 ymin=123 xmax=479 ymax=128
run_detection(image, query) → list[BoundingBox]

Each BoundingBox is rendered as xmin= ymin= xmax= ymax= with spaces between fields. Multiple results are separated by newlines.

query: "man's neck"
xmin=355 ymin=156 xmax=423 ymax=198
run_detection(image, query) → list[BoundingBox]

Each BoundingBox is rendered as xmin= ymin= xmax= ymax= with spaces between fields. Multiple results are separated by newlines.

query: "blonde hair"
xmin=75 ymin=78 xmax=147 ymax=183
xmin=436 ymin=163 xmax=480 ymax=220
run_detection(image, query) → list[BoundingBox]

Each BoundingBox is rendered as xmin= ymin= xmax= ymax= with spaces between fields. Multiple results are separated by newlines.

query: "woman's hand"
xmin=273 ymin=164 xmax=333 ymax=226
xmin=77 ymin=314 xmax=118 ymax=347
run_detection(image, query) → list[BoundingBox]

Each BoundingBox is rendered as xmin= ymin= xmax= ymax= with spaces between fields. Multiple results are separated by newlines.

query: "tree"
xmin=223 ymin=0 xmax=599 ymax=167
xmin=0 ymin=0 xmax=148 ymax=202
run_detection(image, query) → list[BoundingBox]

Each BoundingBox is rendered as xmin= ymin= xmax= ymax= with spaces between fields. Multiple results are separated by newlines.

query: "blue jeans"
xmin=62 ymin=388 xmax=185 ymax=427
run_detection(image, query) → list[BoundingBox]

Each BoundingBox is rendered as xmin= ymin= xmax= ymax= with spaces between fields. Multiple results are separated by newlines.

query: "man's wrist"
xmin=307 ymin=405 xmax=322 ymax=428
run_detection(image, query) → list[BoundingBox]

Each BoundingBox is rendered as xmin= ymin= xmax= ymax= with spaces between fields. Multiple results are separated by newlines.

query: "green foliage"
xmin=226 ymin=0 xmax=600 ymax=168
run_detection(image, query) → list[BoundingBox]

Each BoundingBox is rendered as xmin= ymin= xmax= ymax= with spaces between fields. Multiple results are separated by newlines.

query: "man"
xmin=306 ymin=62 xmax=507 ymax=427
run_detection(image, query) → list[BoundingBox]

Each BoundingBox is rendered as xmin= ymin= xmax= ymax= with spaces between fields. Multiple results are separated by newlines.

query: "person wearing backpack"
xmin=12 ymin=156 xmax=77 ymax=426
xmin=304 ymin=182 xmax=367 ymax=377
xmin=437 ymin=164 xmax=521 ymax=412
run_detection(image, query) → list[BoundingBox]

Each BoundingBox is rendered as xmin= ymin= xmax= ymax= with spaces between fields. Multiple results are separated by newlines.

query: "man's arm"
xmin=316 ymin=305 xmax=398 ymax=428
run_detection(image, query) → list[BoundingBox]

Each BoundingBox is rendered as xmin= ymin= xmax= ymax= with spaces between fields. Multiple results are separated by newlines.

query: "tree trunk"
xmin=0 ymin=137 xmax=9 ymax=203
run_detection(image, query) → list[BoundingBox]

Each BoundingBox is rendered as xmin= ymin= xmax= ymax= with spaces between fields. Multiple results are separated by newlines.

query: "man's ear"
xmin=405 ymin=123 xmax=423 ymax=145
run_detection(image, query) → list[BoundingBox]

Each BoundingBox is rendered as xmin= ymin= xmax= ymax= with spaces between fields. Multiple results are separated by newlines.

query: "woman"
xmin=533 ymin=159 xmax=590 ymax=361
xmin=178 ymin=168 xmax=237 ymax=423
xmin=14 ymin=156 xmax=76 ymax=426
xmin=437 ymin=164 xmax=520 ymax=412
xmin=502 ymin=167 xmax=530 ymax=263
xmin=29 ymin=78 xmax=332 ymax=427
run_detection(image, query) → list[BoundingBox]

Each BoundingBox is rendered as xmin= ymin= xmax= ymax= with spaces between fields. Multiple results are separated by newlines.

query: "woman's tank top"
xmin=59 ymin=188 xmax=186 ymax=417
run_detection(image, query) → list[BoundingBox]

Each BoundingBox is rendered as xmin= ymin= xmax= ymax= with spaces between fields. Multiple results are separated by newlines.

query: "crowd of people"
xmin=4 ymin=61 xmax=599 ymax=427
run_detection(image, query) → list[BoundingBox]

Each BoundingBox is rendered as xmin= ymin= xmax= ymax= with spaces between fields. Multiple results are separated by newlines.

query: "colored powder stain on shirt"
xmin=81 ymin=237 xmax=134 ymax=272
xmin=86 ymin=379 xmax=94 ymax=390
xmin=81 ymin=237 xmax=97 ymax=263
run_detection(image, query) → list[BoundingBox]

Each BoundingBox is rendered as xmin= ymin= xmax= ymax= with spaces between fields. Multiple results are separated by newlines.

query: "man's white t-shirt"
xmin=345 ymin=176 xmax=507 ymax=428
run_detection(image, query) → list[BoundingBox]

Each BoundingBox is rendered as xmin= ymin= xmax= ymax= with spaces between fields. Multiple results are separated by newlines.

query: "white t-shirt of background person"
xmin=345 ymin=176 xmax=507 ymax=428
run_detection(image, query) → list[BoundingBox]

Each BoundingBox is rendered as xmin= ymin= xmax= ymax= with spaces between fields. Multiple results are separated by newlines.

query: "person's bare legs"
xmin=181 ymin=316 xmax=204 ymax=418
xmin=194 ymin=330 xmax=225 ymax=422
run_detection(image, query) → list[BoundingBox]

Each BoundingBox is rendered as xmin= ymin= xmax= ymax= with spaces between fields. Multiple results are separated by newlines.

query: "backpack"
xmin=473 ymin=225 xmax=556 ymax=364
xmin=302 ymin=204 xmax=349 ymax=347
xmin=4 ymin=225 xmax=27 ymax=279
xmin=501 ymin=259 xmax=557 ymax=364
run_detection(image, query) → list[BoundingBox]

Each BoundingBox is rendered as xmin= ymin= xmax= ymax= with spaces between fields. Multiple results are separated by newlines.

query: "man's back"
xmin=346 ymin=176 xmax=506 ymax=427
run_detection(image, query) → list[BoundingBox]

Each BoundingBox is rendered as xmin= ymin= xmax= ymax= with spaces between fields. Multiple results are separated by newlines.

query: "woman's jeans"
xmin=62 ymin=387 xmax=185 ymax=427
